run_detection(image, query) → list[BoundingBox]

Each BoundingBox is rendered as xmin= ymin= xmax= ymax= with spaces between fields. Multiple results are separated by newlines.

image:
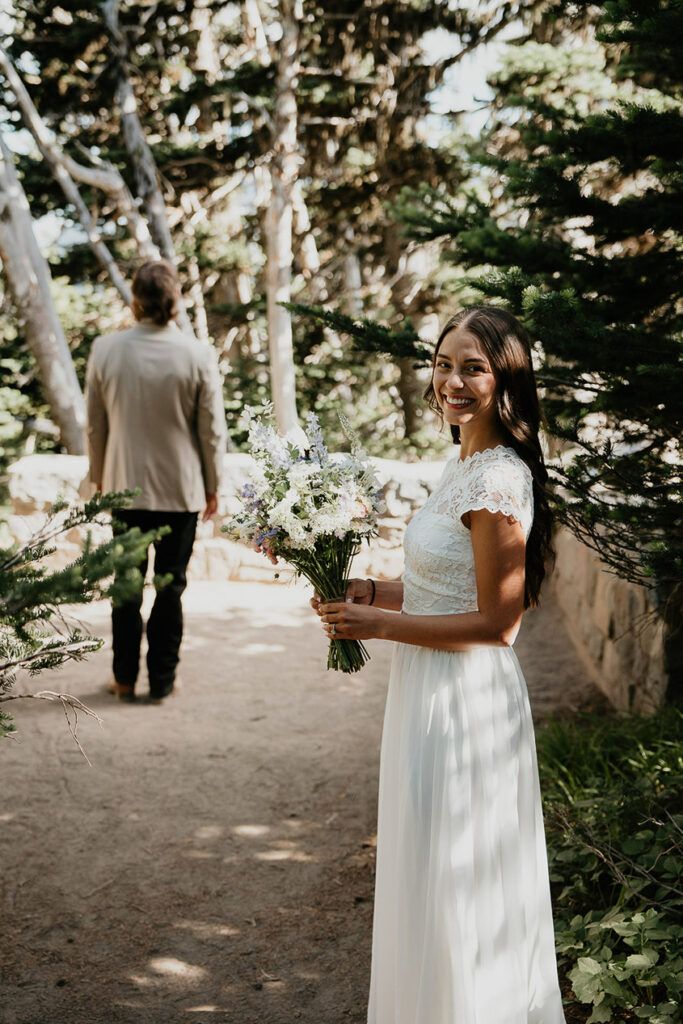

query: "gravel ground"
xmin=0 ymin=580 xmax=600 ymax=1024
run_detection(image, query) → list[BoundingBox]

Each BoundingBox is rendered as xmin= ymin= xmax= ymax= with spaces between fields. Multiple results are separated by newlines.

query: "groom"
xmin=86 ymin=260 xmax=226 ymax=703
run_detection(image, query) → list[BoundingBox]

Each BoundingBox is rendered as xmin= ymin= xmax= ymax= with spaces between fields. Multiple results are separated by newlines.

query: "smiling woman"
xmin=314 ymin=306 xmax=565 ymax=1024
xmin=425 ymin=306 xmax=555 ymax=610
xmin=431 ymin=330 xmax=499 ymax=430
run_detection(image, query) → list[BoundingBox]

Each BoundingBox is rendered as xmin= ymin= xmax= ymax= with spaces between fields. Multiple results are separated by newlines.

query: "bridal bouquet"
xmin=225 ymin=406 xmax=384 ymax=673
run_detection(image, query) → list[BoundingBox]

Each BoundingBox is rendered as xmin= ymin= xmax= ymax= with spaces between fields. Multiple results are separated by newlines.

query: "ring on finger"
xmin=331 ymin=624 xmax=336 ymax=636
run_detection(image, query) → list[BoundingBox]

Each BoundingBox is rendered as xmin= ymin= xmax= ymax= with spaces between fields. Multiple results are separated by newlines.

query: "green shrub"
xmin=537 ymin=712 xmax=683 ymax=1022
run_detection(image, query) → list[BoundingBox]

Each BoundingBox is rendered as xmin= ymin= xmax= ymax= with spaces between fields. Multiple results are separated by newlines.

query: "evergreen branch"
xmin=0 ymin=491 xmax=155 ymax=738
xmin=283 ymin=302 xmax=430 ymax=362
xmin=0 ymin=637 xmax=102 ymax=677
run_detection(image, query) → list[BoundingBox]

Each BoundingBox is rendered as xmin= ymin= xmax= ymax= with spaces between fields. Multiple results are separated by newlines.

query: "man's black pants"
xmin=112 ymin=509 xmax=198 ymax=698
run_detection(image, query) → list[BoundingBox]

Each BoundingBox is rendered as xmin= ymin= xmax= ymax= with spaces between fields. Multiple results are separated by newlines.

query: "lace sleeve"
xmin=456 ymin=449 xmax=534 ymax=538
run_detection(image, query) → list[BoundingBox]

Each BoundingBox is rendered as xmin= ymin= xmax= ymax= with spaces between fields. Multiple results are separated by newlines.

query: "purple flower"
xmin=305 ymin=411 xmax=328 ymax=465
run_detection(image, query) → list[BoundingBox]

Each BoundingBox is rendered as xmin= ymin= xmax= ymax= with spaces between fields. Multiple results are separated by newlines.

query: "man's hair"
xmin=131 ymin=261 xmax=179 ymax=325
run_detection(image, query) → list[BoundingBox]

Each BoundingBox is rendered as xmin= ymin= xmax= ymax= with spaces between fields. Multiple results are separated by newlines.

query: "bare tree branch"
xmin=0 ymin=691 xmax=102 ymax=764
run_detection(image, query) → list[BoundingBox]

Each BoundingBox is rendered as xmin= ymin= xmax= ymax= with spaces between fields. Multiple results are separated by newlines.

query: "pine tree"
xmin=327 ymin=3 xmax=682 ymax=626
xmin=1 ymin=0 xmax=549 ymax=451
xmin=284 ymin=1 xmax=538 ymax=446
xmin=0 ymin=494 xmax=156 ymax=740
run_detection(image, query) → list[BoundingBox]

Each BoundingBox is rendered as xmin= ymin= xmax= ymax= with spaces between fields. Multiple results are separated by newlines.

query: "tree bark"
xmin=386 ymin=227 xmax=437 ymax=439
xmin=115 ymin=71 xmax=177 ymax=262
xmin=265 ymin=0 xmax=300 ymax=433
xmin=101 ymin=0 xmax=194 ymax=336
xmin=243 ymin=0 xmax=271 ymax=65
xmin=180 ymin=191 xmax=210 ymax=343
xmin=0 ymin=135 xmax=86 ymax=454
xmin=102 ymin=1 xmax=175 ymax=261
xmin=343 ymin=227 xmax=363 ymax=318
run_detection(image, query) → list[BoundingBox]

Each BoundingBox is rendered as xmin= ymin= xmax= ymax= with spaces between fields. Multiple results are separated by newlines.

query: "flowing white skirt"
xmin=367 ymin=643 xmax=566 ymax=1024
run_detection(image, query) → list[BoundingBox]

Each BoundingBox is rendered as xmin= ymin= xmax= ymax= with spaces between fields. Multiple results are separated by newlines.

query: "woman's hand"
xmin=344 ymin=578 xmax=375 ymax=604
xmin=318 ymin=598 xmax=384 ymax=642
xmin=309 ymin=577 xmax=373 ymax=614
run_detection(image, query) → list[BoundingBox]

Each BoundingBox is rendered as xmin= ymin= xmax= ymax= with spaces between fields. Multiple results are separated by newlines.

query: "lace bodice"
xmin=402 ymin=446 xmax=534 ymax=615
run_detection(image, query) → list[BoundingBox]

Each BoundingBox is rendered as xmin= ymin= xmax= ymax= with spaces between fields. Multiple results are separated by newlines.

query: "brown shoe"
xmin=107 ymin=678 xmax=135 ymax=702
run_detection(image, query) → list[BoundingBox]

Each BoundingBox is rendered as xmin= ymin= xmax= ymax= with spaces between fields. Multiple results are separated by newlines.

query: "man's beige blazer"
xmin=86 ymin=320 xmax=226 ymax=511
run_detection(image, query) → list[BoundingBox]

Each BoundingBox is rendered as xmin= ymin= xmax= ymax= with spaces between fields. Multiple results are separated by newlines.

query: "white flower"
xmin=285 ymin=424 xmax=310 ymax=450
xmin=288 ymin=462 xmax=317 ymax=488
xmin=227 ymin=410 xmax=383 ymax=564
xmin=248 ymin=462 xmax=269 ymax=493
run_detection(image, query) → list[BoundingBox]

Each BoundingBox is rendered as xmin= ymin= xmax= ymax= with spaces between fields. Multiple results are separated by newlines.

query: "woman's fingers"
xmin=345 ymin=578 xmax=370 ymax=603
xmin=319 ymin=600 xmax=376 ymax=642
xmin=320 ymin=602 xmax=341 ymax=632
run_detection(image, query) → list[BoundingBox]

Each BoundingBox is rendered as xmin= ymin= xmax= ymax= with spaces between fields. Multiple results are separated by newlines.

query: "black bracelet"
xmin=367 ymin=578 xmax=376 ymax=605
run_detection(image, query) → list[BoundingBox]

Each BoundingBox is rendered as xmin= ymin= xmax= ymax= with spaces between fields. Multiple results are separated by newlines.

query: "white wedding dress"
xmin=368 ymin=447 xmax=566 ymax=1024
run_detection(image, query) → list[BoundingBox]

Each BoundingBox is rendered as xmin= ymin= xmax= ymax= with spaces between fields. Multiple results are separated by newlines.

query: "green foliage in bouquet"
xmin=224 ymin=407 xmax=384 ymax=673
xmin=0 ymin=493 xmax=156 ymax=738
xmin=537 ymin=711 xmax=683 ymax=1022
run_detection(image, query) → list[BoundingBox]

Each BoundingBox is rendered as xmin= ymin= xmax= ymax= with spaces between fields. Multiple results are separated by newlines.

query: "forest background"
xmin=0 ymin=0 xmax=679 ymax=614
xmin=0 ymin=2 xmax=682 ymax=1022
xmin=0 ymin=0 xmax=680 ymax=612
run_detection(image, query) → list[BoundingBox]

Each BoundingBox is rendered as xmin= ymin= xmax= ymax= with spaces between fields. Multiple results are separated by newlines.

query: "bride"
xmin=314 ymin=306 xmax=566 ymax=1024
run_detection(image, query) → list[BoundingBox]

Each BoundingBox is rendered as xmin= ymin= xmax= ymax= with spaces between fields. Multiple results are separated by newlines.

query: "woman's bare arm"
xmin=346 ymin=578 xmax=404 ymax=611
xmin=310 ymin=578 xmax=403 ymax=613
xmin=317 ymin=509 xmax=526 ymax=651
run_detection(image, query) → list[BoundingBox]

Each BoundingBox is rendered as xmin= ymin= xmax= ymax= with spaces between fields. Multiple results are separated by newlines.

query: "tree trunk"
xmin=114 ymin=70 xmax=176 ymax=262
xmin=343 ymin=227 xmax=363 ymax=318
xmin=0 ymin=45 xmax=156 ymax=262
xmin=102 ymin=0 xmax=194 ymax=336
xmin=0 ymin=136 xmax=86 ymax=454
xmin=396 ymin=357 xmax=423 ymax=438
xmin=190 ymin=0 xmax=220 ymax=132
xmin=101 ymin=0 xmax=176 ymax=261
xmin=0 ymin=45 xmax=157 ymax=263
xmin=265 ymin=0 xmax=300 ymax=434
xmin=386 ymin=226 xmax=436 ymax=439
xmin=243 ymin=0 xmax=270 ymax=65
xmin=179 ymin=191 xmax=210 ymax=342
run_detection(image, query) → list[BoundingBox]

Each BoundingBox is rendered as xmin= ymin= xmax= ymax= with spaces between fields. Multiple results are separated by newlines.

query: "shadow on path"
xmin=0 ymin=582 xmax=598 ymax=1024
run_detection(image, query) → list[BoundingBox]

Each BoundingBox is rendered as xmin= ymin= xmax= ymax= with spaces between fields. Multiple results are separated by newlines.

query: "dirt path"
xmin=1 ymin=581 xmax=599 ymax=1024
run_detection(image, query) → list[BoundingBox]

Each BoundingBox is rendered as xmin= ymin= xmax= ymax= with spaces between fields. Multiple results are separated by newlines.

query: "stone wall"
xmin=7 ymin=453 xmax=671 ymax=710
xmin=5 ymin=453 xmax=445 ymax=585
xmin=551 ymin=528 xmax=669 ymax=713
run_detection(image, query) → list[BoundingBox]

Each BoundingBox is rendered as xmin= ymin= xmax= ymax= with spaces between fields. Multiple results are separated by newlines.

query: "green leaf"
xmin=577 ymin=957 xmax=604 ymax=976
xmin=626 ymin=951 xmax=659 ymax=969
xmin=587 ymin=1005 xmax=613 ymax=1023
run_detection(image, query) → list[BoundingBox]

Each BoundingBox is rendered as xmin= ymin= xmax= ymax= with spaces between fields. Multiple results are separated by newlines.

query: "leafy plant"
xmin=537 ymin=712 xmax=683 ymax=1021
xmin=558 ymin=908 xmax=682 ymax=1023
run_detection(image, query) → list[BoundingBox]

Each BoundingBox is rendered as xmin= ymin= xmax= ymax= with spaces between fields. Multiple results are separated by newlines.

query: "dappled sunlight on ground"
xmin=1 ymin=580 xmax=597 ymax=1023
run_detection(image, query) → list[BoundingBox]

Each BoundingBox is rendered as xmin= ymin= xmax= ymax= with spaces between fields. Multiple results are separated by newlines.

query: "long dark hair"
xmin=424 ymin=306 xmax=554 ymax=608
